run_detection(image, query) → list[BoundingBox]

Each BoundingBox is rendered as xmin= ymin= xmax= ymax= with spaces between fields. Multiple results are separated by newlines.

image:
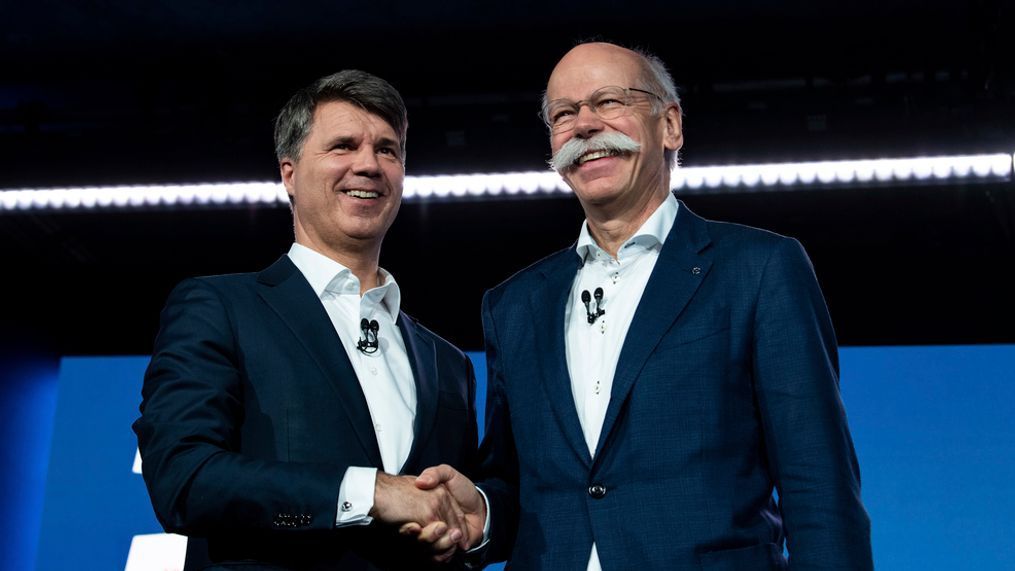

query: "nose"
xmin=572 ymin=103 xmax=604 ymax=138
xmin=352 ymin=146 xmax=382 ymax=177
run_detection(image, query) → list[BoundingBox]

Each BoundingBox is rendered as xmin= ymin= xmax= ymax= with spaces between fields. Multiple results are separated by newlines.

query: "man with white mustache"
xmin=415 ymin=42 xmax=873 ymax=570
xmin=548 ymin=131 xmax=642 ymax=173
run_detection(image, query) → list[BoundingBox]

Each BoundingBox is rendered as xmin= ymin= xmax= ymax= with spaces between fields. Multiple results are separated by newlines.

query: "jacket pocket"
xmin=697 ymin=543 xmax=787 ymax=570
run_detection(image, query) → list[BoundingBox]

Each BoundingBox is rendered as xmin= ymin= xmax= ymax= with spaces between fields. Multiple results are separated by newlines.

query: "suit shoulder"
xmin=191 ymin=271 xmax=262 ymax=287
xmin=689 ymin=216 xmax=818 ymax=290
xmin=705 ymin=215 xmax=792 ymax=244
xmin=485 ymin=246 xmax=575 ymax=305
xmin=176 ymin=271 xmax=261 ymax=293
xmin=401 ymin=314 xmax=469 ymax=361
xmin=700 ymin=216 xmax=802 ymax=258
xmin=180 ymin=254 xmax=291 ymax=293
xmin=162 ymin=272 xmax=264 ymax=314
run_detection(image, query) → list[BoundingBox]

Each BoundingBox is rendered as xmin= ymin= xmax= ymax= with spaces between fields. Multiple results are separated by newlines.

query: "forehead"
xmin=308 ymin=99 xmax=398 ymax=141
xmin=546 ymin=44 xmax=645 ymax=100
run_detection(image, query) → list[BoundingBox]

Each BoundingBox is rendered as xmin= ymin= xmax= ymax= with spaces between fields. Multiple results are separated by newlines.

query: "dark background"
xmin=2 ymin=0 xmax=1013 ymax=355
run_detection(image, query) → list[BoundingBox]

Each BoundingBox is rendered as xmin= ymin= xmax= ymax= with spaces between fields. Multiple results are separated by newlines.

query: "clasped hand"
xmin=370 ymin=465 xmax=485 ymax=562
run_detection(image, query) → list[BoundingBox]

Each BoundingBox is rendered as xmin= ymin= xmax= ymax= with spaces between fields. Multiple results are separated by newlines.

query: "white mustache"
xmin=548 ymin=132 xmax=641 ymax=172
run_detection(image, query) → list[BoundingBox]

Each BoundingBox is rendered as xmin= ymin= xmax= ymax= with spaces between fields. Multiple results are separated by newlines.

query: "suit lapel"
xmin=532 ymin=248 xmax=593 ymax=469
xmin=397 ymin=313 xmax=438 ymax=473
xmin=256 ymin=256 xmax=383 ymax=468
xmin=593 ymin=202 xmax=714 ymax=459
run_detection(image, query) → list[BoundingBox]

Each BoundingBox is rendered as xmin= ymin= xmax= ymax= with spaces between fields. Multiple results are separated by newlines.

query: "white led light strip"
xmin=673 ymin=153 xmax=1013 ymax=193
xmin=2 ymin=153 xmax=1011 ymax=212
xmin=0 ymin=182 xmax=287 ymax=212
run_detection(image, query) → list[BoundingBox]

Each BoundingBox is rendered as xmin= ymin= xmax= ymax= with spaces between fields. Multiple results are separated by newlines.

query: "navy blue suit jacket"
xmin=477 ymin=201 xmax=872 ymax=570
xmin=134 ymin=256 xmax=478 ymax=570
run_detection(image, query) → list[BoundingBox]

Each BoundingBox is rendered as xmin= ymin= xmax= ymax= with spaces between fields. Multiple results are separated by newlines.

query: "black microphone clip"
xmin=356 ymin=318 xmax=380 ymax=354
xmin=581 ymin=287 xmax=606 ymax=325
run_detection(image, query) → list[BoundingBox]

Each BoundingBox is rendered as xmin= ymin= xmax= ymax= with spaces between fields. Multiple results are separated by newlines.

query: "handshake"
xmin=370 ymin=464 xmax=486 ymax=562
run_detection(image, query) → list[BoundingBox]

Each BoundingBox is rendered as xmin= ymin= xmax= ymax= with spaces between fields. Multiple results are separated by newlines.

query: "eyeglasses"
xmin=542 ymin=86 xmax=663 ymax=134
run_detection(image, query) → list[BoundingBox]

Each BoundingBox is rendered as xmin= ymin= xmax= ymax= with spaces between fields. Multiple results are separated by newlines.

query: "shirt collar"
xmin=575 ymin=191 xmax=680 ymax=262
xmin=287 ymin=243 xmax=401 ymax=321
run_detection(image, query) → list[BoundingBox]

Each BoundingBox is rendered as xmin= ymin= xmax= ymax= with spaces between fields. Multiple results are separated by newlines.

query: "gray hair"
xmin=633 ymin=47 xmax=680 ymax=110
xmin=542 ymin=43 xmax=682 ymax=169
xmin=635 ymin=47 xmax=681 ymax=170
xmin=273 ymin=69 xmax=408 ymax=164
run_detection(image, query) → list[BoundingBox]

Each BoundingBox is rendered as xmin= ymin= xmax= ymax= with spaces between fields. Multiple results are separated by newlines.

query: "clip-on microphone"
xmin=356 ymin=318 xmax=380 ymax=354
xmin=581 ymin=287 xmax=606 ymax=325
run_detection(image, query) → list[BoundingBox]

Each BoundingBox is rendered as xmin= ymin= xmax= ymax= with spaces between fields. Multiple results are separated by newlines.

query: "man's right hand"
xmin=369 ymin=472 xmax=468 ymax=555
xmin=407 ymin=464 xmax=487 ymax=554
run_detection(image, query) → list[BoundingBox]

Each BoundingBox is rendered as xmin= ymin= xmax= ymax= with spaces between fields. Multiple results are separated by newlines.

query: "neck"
xmin=342 ymin=257 xmax=383 ymax=295
xmin=294 ymin=234 xmax=383 ymax=295
xmin=583 ymin=188 xmax=668 ymax=258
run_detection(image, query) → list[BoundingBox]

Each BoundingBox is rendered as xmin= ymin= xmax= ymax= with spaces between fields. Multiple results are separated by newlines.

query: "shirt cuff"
xmin=467 ymin=485 xmax=491 ymax=552
xmin=335 ymin=466 xmax=377 ymax=527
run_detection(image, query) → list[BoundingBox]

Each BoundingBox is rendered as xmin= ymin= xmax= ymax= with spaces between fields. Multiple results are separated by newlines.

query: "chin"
xmin=572 ymin=184 xmax=625 ymax=205
xmin=345 ymin=228 xmax=386 ymax=243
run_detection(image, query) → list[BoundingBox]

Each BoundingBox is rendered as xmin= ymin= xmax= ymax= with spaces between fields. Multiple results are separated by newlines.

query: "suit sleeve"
xmin=473 ymin=290 xmax=520 ymax=564
xmin=133 ymin=278 xmax=346 ymax=536
xmin=462 ymin=351 xmax=481 ymax=480
xmin=751 ymin=238 xmax=873 ymax=569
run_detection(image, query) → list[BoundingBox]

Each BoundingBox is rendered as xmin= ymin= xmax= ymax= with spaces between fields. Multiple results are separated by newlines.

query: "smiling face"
xmin=546 ymin=43 xmax=682 ymax=216
xmin=281 ymin=99 xmax=404 ymax=261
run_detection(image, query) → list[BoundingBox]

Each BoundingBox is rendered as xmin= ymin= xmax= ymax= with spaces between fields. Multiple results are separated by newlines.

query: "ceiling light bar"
xmin=0 ymin=182 xmax=286 ymax=212
xmin=673 ymin=153 xmax=1012 ymax=194
xmin=2 ymin=153 xmax=1010 ymax=213
xmin=404 ymin=171 xmax=567 ymax=199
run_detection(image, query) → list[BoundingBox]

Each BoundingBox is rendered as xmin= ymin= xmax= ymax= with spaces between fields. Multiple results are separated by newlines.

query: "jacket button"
xmin=588 ymin=484 xmax=607 ymax=499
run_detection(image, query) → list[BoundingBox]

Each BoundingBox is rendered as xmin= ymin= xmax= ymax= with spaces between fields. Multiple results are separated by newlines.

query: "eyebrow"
xmin=322 ymin=134 xmax=401 ymax=152
xmin=374 ymin=136 xmax=400 ymax=150
xmin=325 ymin=135 xmax=358 ymax=148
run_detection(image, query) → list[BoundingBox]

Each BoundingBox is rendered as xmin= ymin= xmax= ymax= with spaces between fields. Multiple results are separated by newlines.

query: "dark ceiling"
xmin=1 ymin=1 xmax=1013 ymax=355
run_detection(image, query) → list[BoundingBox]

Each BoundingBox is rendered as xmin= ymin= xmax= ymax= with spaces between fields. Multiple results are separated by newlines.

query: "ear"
xmin=279 ymin=159 xmax=296 ymax=202
xmin=661 ymin=104 xmax=683 ymax=153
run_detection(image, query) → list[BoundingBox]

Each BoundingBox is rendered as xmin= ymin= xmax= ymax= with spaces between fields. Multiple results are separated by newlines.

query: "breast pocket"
xmin=651 ymin=305 xmax=731 ymax=356
xmin=638 ymin=305 xmax=732 ymax=413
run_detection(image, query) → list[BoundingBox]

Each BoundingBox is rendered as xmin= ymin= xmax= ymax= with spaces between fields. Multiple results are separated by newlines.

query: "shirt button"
xmin=374 ymin=423 xmax=382 ymax=432
xmin=588 ymin=484 xmax=607 ymax=499
xmin=369 ymin=366 xmax=378 ymax=375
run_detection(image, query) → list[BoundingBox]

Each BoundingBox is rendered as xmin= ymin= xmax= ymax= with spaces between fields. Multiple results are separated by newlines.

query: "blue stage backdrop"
xmin=16 ymin=345 xmax=1015 ymax=569
xmin=0 ymin=353 xmax=59 ymax=571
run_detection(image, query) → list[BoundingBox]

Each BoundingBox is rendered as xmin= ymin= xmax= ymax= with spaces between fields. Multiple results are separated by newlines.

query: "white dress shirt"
xmin=563 ymin=193 xmax=679 ymax=571
xmin=288 ymin=243 xmax=417 ymax=526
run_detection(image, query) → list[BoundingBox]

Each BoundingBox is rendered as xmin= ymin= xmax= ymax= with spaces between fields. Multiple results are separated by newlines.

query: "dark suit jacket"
xmin=477 ymin=200 xmax=872 ymax=570
xmin=133 ymin=256 xmax=478 ymax=570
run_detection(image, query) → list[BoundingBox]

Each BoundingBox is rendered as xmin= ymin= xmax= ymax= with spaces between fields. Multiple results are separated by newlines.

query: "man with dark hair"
xmin=134 ymin=69 xmax=477 ymax=570
xmin=416 ymin=42 xmax=873 ymax=569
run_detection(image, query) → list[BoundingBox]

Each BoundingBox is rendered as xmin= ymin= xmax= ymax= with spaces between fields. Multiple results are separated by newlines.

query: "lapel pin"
xmin=691 ymin=266 xmax=702 ymax=275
